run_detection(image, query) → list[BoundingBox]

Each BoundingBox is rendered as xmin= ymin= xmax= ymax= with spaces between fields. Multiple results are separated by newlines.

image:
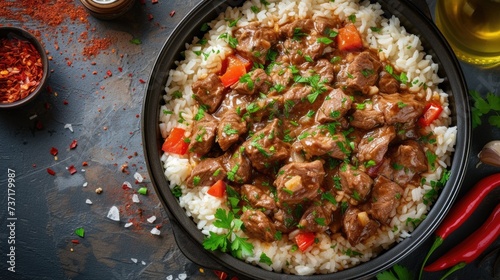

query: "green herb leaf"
xmin=376 ymin=264 xmax=413 ymax=280
xmin=138 ymin=187 xmax=148 ymax=195
xmin=130 ymin=38 xmax=142 ymax=45
xmin=259 ymin=252 xmax=273 ymax=266
xmin=74 ymin=227 xmax=85 ymax=238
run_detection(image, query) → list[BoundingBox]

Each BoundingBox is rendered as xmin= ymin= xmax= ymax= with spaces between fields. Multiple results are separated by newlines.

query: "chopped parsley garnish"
xmin=193 ymin=176 xmax=201 ymax=186
xmin=223 ymin=124 xmax=239 ymax=136
xmin=292 ymin=28 xmax=308 ymax=41
xmin=251 ymin=6 xmax=260 ymax=13
xmin=202 ymin=208 xmax=254 ymax=259
xmin=348 ymin=14 xmax=357 ymax=23
xmin=194 ymin=107 xmax=206 ymax=121
xmin=259 ymin=253 xmax=273 ymax=266
xmin=385 ymin=64 xmax=408 ymax=84
xmin=425 ymin=150 xmax=437 ymax=171
xmin=317 ymin=37 xmax=333 ymax=44
xmin=171 ymin=185 xmax=182 ymax=198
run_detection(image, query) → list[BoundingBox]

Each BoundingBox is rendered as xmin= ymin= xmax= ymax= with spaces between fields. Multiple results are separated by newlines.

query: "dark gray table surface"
xmin=0 ymin=0 xmax=498 ymax=279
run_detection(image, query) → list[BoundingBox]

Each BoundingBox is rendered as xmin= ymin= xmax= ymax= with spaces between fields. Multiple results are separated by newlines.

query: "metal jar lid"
xmin=79 ymin=0 xmax=136 ymax=20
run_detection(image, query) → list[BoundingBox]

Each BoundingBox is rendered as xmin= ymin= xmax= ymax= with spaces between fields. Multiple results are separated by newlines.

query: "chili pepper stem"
xmin=438 ymin=262 xmax=466 ymax=280
xmin=418 ymin=237 xmax=444 ymax=280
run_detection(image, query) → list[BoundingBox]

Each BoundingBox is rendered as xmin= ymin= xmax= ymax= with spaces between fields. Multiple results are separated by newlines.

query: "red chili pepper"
xmin=419 ymin=173 xmax=500 ymax=279
xmin=424 ymin=204 xmax=500 ymax=273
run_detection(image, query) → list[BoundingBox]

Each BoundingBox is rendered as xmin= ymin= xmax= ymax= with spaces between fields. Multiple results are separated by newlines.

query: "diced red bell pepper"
xmin=219 ymin=55 xmax=251 ymax=88
xmin=295 ymin=232 xmax=315 ymax=252
xmin=162 ymin=127 xmax=189 ymax=155
xmin=418 ymin=101 xmax=443 ymax=127
xmin=207 ymin=180 xmax=226 ymax=198
xmin=336 ymin=24 xmax=363 ymax=52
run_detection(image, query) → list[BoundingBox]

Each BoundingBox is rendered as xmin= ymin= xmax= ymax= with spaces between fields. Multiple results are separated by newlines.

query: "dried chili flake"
xmin=68 ymin=165 xmax=77 ymax=175
xmin=71 ymin=239 xmax=80 ymax=244
xmin=50 ymin=147 xmax=59 ymax=156
xmin=36 ymin=120 xmax=43 ymax=130
xmin=151 ymin=0 xmax=158 ymax=4
xmin=63 ymin=100 xmax=69 ymax=105
xmin=47 ymin=168 xmax=56 ymax=176
xmin=139 ymin=79 xmax=146 ymax=84
xmin=118 ymin=67 xmax=123 ymax=72
xmin=82 ymin=161 xmax=88 ymax=166
xmin=106 ymin=70 xmax=112 ymax=77
xmin=169 ymin=10 xmax=176 ymax=17
xmin=148 ymin=14 xmax=154 ymax=21
xmin=69 ymin=139 xmax=78 ymax=149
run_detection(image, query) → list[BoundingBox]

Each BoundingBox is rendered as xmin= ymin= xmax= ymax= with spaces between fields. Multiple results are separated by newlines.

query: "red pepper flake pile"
xmin=0 ymin=37 xmax=44 ymax=103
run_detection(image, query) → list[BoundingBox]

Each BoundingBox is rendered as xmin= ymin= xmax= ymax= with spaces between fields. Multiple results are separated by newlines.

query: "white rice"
xmin=158 ymin=0 xmax=457 ymax=275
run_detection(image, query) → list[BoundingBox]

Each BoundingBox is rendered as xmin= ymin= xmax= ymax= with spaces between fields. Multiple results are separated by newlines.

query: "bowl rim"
xmin=0 ymin=26 xmax=49 ymax=108
xmin=142 ymin=0 xmax=471 ymax=279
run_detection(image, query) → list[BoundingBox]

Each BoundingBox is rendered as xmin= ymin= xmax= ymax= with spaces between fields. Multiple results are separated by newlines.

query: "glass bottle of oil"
xmin=435 ymin=0 xmax=500 ymax=67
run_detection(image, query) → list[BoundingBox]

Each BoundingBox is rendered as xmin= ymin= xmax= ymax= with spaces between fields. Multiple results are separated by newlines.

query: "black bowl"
xmin=142 ymin=0 xmax=471 ymax=279
xmin=0 ymin=26 xmax=49 ymax=108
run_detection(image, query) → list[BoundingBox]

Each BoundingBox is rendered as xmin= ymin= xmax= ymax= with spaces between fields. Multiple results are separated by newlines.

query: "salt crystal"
xmin=124 ymin=222 xmax=133 ymax=228
xmin=29 ymin=114 xmax=38 ymax=120
xmin=141 ymin=261 xmax=146 ymax=265
xmin=134 ymin=172 xmax=144 ymax=183
xmin=132 ymin=194 xmax=140 ymax=203
xmin=85 ymin=199 xmax=92 ymax=205
xmin=83 ymin=182 xmax=88 ymax=187
xmin=147 ymin=215 xmax=156 ymax=223
xmin=178 ymin=273 xmax=187 ymax=280
xmin=131 ymin=258 xmax=137 ymax=263
xmin=150 ymin=227 xmax=161 ymax=235
xmin=122 ymin=181 xmax=132 ymax=189
xmin=166 ymin=276 xmax=173 ymax=280
xmin=64 ymin=123 xmax=74 ymax=132
xmin=107 ymin=206 xmax=120 ymax=221
xmin=81 ymin=169 xmax=85 ymax=172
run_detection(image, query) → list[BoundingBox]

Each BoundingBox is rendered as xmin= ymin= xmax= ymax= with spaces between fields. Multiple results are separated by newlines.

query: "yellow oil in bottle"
xmin=435 ymin=0 xmax=500 ymax=67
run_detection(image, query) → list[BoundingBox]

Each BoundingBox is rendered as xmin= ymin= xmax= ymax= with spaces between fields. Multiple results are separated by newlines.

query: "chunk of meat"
xmin=369 ymin=176 xmax=404 ymax=224
xmin=299 ymin=204 xmax=332 ymax=233
xmin=226 ymin=150 xmax=252 ymax=184
xmin=342 ymin=206 xmax=379 ymax=246
xmin=241 ymin=184 xmax=276 ymax=210
xmin=234 ymin=22 xmax=278 ymax=64
xmin=217 ymin=109 xmax=247 ymax=151
xmin=339 ymin=163 xmax=373 ymax=202
xmin=374 ymin=93 xmax=425 ymax=125
xmin=231 ymin=68 xmax=272 ymax=95
xmin=243 ymin=119 xmax=290 ymax=173
xmin=192 ymin=73 xmax=225 ymax=113
xmin=316 ymin=88 xmax=352 ymax=123
xmin=313 ymin=16 xmax=341 ymax=35
xmin=283 ymin=85 xmax=326 ymax=117
xmin=338 ymin=51 xmax=381 ymax=95
xmin=186 ymin=157 xmax=226 ymax=188
xmin=269 ymin=63 xmax=294 ymax=89
xmin=273 ymin=207 xmax=299 ymax=233
xmin=299 ymin=59 xmax=335 ymax=84
xmin=274 ymin=160 xmax=325 ymax=206
xmin=357 ymin=126 xmax=396 ymax=164
xmin=279 ymin=19 xmax=315 ymax=38
xmin=188 ymin=114 xmax=218 ymax=156
xmin=241 ymin=209 xmax=277 ymax=242
xmin=389 ymin=140 xmax=428 ymax=185
xmin=378 ymin=70 xmax=399 ymax=94
xmin=350 ymin=102 xmax=385 ymax=130
xmin=296 ymin=131 xmax=351 ymax=160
